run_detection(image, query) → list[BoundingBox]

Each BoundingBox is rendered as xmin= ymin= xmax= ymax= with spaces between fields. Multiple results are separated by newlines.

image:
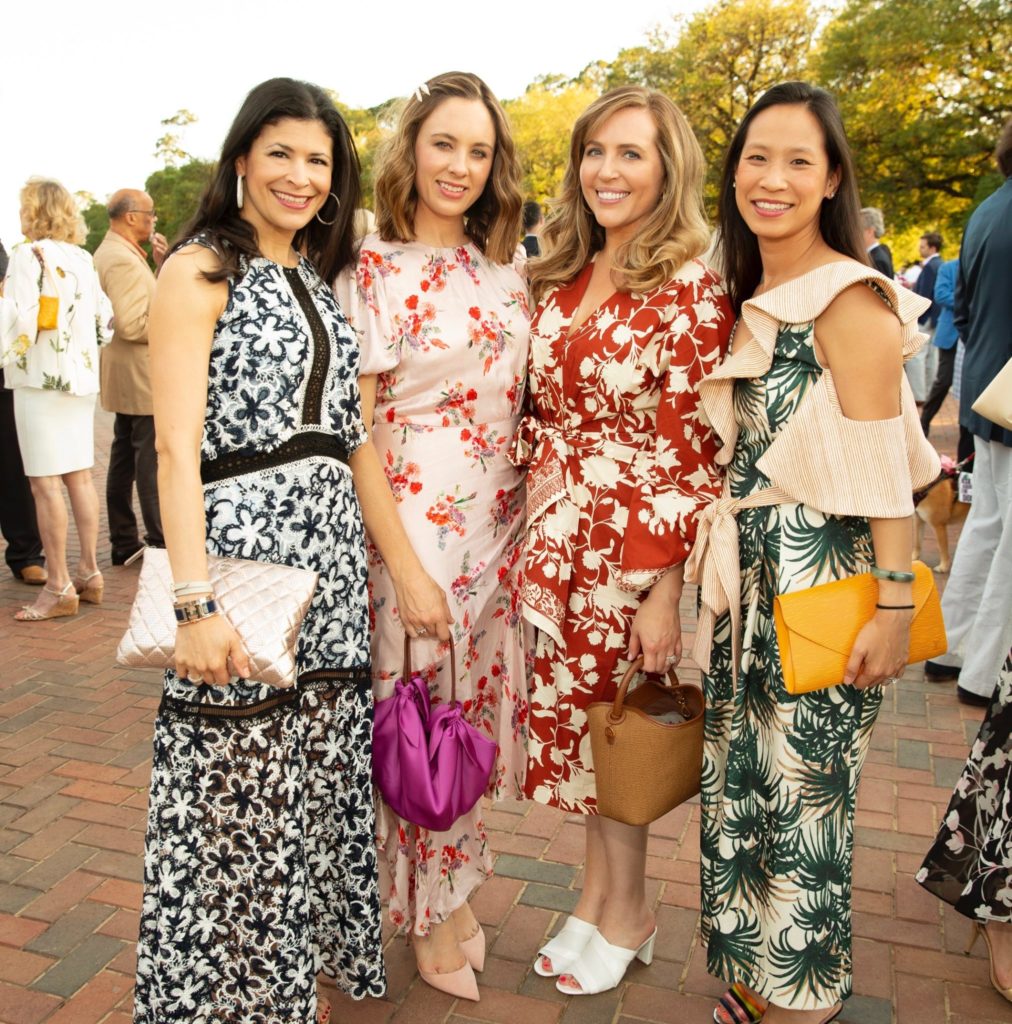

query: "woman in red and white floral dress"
xmin=335 ymin=72 xmax=529 ymax=1003
xmin=514 ymin=87 xmax=731 ymax=996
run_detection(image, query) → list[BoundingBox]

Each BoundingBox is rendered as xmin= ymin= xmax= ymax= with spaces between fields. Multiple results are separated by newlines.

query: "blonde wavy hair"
xmin=374 ymin=71 xmax=523 ymax=265
xmin=531 ymin=87 xmax=709 ymax=305
xmin=19 ymin=178 xmax=86 ymax=244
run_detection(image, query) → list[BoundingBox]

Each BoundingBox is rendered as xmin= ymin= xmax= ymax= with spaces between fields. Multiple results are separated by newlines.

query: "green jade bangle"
xmin=870 ymin=565 xmax=916 ymax=583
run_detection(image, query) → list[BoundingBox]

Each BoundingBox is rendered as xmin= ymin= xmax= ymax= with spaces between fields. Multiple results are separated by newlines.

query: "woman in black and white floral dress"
xmin=133 ymin=79 xmax=409 ymax=1022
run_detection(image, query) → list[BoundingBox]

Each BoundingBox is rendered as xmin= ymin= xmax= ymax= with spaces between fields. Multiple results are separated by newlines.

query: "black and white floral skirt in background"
xmin=918 ymin=647 xmax=1012 ymax=924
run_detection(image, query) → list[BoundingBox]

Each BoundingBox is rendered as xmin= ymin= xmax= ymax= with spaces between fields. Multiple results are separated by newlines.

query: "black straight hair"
xmin=174 ymin=77 xmax=361 ymax=284
xmin=716 ymin=81 xmax=867 ymax=315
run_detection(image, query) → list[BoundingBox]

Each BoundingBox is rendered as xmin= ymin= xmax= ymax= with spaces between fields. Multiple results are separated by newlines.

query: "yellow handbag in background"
xmin=773 ymin=561 xmax=946 ymax=695
xmin=37 ymin=295 xmax=59 ymax=331
xmin=35 ymin=249 xmax=60 ymax=331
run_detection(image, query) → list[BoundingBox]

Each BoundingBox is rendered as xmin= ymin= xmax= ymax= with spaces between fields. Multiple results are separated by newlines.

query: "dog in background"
xmin=913 ymin=454 xmax=970 ymax=573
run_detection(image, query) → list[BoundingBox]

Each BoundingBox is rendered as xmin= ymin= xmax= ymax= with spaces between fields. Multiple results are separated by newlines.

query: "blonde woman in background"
xmin=0 ymin=178 xmax=112 ymax=620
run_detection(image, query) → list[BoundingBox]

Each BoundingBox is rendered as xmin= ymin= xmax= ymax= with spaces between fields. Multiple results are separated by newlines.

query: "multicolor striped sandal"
xmin=713 ymin=982 xmax=767 ymax=1024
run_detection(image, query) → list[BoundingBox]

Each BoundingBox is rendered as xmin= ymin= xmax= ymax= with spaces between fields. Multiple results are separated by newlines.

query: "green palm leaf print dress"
xmin=700 ymin=318 xmax=881 ymax=1011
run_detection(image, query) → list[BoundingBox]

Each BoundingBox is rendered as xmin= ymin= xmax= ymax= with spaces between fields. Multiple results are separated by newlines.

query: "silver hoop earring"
xmin=315 ymin=192 xmax=340 ymax=226
xmin=236 ymin=175 xmax=244 ymax=210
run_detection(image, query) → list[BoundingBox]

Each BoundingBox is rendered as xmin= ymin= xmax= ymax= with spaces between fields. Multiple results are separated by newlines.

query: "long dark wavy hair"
xmin=716 ymin=81 xmax=866 ymax=315
xmin=373 ymin=71 xmax=523 ymax=265
xmin=175 ymin=77 xmax=361 ymax=283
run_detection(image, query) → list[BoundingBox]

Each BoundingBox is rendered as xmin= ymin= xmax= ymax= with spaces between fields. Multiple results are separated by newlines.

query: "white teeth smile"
xmin=274 ymin=191 xmax=310 ymax=205
xmin=755 ymin=200 xmax=791 ymax=211
xmin=598 ymin=191 xmax=629 ymax=201
xmin=439 ymin=182 xmax=466 ymax=193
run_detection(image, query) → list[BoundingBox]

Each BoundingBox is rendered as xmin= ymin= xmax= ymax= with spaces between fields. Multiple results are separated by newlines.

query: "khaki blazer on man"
xmin=94 ymin=230 xmax=156 ymax=415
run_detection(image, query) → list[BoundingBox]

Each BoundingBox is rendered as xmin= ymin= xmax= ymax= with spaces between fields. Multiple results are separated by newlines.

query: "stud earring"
xmin=315 ymin=191 xmax=341 ymax=226
xmin=236 ymin=175 xmax=244 ymax=210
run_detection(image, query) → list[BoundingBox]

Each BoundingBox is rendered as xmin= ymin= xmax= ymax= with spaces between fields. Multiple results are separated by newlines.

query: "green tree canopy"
xmin=145 ymin=160 xmax=215 ymax=246
xmin=609 ymin=0 xmax=818 ymax=201
xmin=505 ymin=80 xmax=600 ymax=204
xmin=816 ymin=0 xmax=1012 ymax=236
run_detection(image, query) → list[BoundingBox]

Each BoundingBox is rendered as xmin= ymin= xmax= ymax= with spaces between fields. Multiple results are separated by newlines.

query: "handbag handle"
xmin=608 ymin=656 xmax=690 ymax=725
xmin=402 ymin=634 xmax=458 ymax=703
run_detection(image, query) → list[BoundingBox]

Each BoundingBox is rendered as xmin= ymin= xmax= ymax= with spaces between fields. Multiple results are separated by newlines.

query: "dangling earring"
xmin=236 ymin=175 xmax=245 ymax=210
xmin=315 ymin=191 xmax=340 ymax=226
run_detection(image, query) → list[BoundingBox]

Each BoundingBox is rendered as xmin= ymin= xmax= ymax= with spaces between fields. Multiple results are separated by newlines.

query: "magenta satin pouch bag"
xmin=372 ymin=638 xmax=496 ymax=833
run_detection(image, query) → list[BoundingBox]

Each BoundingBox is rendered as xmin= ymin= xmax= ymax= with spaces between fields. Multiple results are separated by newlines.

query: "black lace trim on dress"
xmin=200 ymin=431 xmax=348 ymax=484
xmin=284 ymin=266 xmax=331 ymax=426
xmin=158 ymin=667 xmax=372 ymax=723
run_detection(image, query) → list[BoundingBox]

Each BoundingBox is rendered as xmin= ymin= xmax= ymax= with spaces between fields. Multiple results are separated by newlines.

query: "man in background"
xmin=521 ymin=200 xmax=544 ymax=258
xmin=860 ymin=207 xmax=894 ymax=278
xmin=920 ymin=257 xmax=960 ymax=436
xmin=925 ymin=119 xmax=1012 ymax=704
xmin=94 ymin=190 xmax=167 ymax=565
xmin=906 ymin=231 xmax=943 ymax=406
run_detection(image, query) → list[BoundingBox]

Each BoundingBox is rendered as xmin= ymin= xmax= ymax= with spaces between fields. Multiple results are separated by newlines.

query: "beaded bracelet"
xmin=870 ymin=565 xmax=916 ymax=583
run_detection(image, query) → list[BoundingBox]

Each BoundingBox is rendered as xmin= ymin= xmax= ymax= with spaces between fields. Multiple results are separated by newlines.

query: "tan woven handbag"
xmin=588 ymin=659 xmax=704 ymax=826
xmin=116 ymin=547 xmax=318 ymax=689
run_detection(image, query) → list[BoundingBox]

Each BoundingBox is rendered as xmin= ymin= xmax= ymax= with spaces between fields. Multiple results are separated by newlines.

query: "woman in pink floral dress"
xmin=335 ymin=72 xmax=529 ymax=1003
xmin=514 ymin=87 xmax=730 ymax=996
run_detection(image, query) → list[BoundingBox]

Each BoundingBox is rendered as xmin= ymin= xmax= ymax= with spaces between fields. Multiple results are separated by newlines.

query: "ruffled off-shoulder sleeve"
xmin=332 ymin=235 xmax=402 ymax=376
xmin=619 ymin=265 xmax=732 ymax=590
xmin=698 ymin=261 xmax=940 ymax=519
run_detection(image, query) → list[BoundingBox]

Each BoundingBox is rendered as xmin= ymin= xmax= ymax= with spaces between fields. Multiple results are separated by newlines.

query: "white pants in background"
xmin=934 ymin=436 xmax=1012 ymax=697
xmin=905 ymin=329 xmax=939 ymax=403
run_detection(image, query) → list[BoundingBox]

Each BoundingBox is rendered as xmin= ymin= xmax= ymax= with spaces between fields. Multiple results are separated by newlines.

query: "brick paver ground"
xmin=2 ymin=399 xmax=1010 ymax=1024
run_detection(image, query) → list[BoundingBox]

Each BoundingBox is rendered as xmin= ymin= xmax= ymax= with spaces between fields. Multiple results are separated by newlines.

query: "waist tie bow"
xmin=685 ymin=485 xmax=791 ymax=688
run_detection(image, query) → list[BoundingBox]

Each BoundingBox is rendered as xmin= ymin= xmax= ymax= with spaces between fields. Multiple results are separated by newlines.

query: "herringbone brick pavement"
xmin=1 ymin=400 xmax=1009 ymax=1024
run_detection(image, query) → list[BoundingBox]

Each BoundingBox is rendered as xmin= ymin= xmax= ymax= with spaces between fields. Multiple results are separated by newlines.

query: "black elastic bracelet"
xmin=876 ymin=603 xmax=915 ymax=610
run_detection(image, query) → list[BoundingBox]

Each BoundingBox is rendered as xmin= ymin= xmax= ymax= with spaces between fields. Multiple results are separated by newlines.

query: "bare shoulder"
xmin=818 ymin=280 xmax=901 ymax=342
xmin=158 ymin=244 xmax=223 ymax=285
xmin=156 ymin=245 xmax=229 ymax=315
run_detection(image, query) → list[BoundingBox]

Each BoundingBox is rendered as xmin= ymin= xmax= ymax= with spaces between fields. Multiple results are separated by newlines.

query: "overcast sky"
xmin=1 ymin=0 xmax=709 ymax=247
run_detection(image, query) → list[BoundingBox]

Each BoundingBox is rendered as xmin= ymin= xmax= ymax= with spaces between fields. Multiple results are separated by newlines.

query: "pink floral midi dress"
xmin=337 ymin=235 xmax=531 ymax=934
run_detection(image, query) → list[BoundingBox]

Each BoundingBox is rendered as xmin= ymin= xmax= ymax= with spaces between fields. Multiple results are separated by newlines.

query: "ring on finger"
xmin=415 ymin=626 xmax=428 ymax=637
xmin=187 ymin=672 xmax=202 ymax=684
xmin=665 ymin=654 xmax=679 ymax=666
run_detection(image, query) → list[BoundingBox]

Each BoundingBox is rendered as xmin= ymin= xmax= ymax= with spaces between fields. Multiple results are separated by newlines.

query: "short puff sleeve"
xmin=333 ymin=237 xmax=402 ymax=376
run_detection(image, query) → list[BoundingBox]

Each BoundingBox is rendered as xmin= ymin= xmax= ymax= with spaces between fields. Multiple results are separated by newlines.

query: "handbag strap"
xmin=608 ymin=657 xmax=690 ymax=723
xmin=402 ymin=634 xmax=458 ymax=702
xmin=31 ymin=245 xmax=59 ymax=297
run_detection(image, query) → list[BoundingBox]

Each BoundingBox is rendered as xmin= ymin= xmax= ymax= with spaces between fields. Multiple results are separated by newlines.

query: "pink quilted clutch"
xmin=116 ymin=548 xmax=318 ymax=689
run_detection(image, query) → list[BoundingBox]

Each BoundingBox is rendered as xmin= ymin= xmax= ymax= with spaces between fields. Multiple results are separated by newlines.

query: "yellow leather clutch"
xmin=773 ymin=561 xmax=946 ymax=695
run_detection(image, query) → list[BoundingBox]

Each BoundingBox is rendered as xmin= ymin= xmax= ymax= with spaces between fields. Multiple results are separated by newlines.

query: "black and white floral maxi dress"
xmin=133 ymin=249 xmax=386 ymax=1023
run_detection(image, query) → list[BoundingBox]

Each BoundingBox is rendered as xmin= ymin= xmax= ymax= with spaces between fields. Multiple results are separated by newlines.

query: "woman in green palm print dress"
xmin=686 ymin=83 xmax=940 ymax=1024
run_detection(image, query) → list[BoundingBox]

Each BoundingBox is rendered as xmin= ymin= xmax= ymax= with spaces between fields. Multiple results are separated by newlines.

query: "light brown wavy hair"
xmin=530 ymin=87 xmax=709 ymax=305
xmin=19 ymin=178 xmax=86 ymax=244
xmin=374 ymin=71 xmax=523 ymax=265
